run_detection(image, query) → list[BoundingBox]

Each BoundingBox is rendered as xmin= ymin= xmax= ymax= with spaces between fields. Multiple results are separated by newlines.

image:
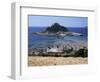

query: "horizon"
xmin=28 ymin=25 xmax=87 ymax=28
xmin=28 ymin=15 xmax=88 ymax=28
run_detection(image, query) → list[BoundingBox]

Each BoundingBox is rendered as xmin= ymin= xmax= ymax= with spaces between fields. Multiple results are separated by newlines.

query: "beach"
xmin=28 ymin=56 xmax=88 ymax=66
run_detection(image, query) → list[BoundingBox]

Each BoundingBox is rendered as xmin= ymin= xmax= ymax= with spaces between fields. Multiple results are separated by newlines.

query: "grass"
xmin=28 ymin=56 xmax=88 ymax=66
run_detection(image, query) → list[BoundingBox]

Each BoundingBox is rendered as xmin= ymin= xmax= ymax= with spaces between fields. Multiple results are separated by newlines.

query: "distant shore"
xmin=28 ymin=56 xmax=88 ymax=66
xmin=33 ymin=31 xmax=83 ymax=36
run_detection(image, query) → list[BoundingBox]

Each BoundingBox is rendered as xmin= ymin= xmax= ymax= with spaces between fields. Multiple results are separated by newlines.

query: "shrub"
xmin=75 ymin=48 xmax=88 ymax=57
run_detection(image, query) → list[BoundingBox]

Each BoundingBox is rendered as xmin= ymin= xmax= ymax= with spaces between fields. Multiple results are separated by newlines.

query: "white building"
xmin=47 ymin=47 xmax=62 ymax=53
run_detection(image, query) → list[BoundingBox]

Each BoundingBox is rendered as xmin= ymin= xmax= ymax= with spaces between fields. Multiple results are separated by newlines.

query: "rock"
xmin=43 ymin=23 xmax=69 ymax=33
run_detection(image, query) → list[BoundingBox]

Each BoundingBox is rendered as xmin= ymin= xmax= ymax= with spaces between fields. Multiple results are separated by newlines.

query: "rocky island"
xmin=33 ymin=23 xmax=83 ymax=36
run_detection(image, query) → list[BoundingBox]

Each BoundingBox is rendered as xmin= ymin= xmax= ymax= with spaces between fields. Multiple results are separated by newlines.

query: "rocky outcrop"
xmin=43 ymin=23 xmax=69 ymax=33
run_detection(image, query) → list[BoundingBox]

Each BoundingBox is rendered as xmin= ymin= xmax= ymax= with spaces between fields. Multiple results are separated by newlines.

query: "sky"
xmin=28 ymin=15 xmax=88 ymax=28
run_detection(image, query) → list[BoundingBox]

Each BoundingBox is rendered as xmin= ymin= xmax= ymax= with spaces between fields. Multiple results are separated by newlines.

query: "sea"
xmin=28 ymin=27 xmax=88 ymax=49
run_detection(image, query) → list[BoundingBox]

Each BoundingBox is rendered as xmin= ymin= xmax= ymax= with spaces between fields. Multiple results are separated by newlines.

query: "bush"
xmin=75 ymin=48 xmax=88 ymax=57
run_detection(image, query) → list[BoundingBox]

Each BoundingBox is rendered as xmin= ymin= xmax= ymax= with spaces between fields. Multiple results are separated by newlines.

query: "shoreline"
xmin=28 ymin=41 xmax=88 ymax=57
xmin=33 ymin=31 xmax=83 ymax=36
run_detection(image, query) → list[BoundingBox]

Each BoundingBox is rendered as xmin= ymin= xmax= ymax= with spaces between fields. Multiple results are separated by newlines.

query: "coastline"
xmin=28 ymin=41 xmax=87 ymax=56
xmin=33 ymin=31 xmax=83 ymax=36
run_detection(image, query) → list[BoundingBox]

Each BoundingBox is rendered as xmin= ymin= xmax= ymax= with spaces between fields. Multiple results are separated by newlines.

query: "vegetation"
xmin=29 ymin=47 xmax=88 ymax=58
xmin=43 ymin=23 xmax=69 ymax=33
xmin=75 ymin=47 xmax=88 ymax=57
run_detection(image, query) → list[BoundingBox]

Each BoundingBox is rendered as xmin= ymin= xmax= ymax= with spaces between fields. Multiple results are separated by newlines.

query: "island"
xmin=33 ymin=23 xmax=83 ymax=36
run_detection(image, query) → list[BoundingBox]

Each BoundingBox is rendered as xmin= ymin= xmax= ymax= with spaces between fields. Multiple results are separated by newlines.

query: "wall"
xmin=0 ymin=0 xmax=100 ymax=81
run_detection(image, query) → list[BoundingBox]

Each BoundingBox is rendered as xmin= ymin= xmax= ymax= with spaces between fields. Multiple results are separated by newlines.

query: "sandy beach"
xmin=28 ymin=56 xmax=88 ymax=66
